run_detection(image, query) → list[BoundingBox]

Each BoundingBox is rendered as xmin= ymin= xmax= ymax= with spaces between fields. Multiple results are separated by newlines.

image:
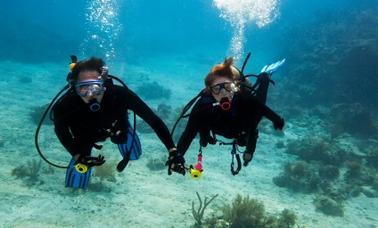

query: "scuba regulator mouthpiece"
xmin=89 ymin=99 xmax=101 ymax=112
xmin=219 ymin=97 xmax=231 ymax=111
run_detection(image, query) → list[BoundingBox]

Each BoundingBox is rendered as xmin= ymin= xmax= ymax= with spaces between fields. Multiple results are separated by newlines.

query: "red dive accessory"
xmin=219 ymin=97 xmax=231 ymax=111
xmin=189 ymin=152 xmax=203 ymax=179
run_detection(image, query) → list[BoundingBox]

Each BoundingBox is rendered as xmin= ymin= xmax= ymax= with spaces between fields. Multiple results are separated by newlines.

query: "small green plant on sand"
xmin=198 ymin=194 xmax=297 ymax=228
xmin=192 ymin=192 xmax=219 ymax=227
xmin=221 ymin=195 xmax=297 ymax=228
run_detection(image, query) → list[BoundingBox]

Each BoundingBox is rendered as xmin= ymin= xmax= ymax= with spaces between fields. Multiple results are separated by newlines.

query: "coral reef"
xmin=276 ymin=137 xmax=378 ymax=216
xmin=280 ymin=8 xmax=378 ymax=109
xmin=329 ymin=103 xmax=378 ymax=138
xmin=318 ymin=165 xmax=340 ymax=181
xmin=343 ymin=161 xmax=378 ymax=193
xmin=313 ymin=195 xmax=344 ymax=217
xmin=344 ymin=161 xmax=363 ymax=182
xmin=285 ymin=137 xmax=348 ymax=166
xmin=273 ymin=160 xmax=320 ymax=193
xmin=135 ymin=81 xmax=172 ymax=100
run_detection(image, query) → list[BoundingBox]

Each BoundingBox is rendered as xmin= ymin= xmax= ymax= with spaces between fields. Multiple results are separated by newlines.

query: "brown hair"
xmin=71 ymin=57 xmax=105 ymax=82
xmin=204 ymin=57 xmax=240 ymax=87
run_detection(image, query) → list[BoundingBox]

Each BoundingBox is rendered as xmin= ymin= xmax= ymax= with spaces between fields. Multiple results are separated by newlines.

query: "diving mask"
xmin=75 ymin=79 xmax=106 ymax=97
xmin=209 ymin=82 xmax=237 ymax=95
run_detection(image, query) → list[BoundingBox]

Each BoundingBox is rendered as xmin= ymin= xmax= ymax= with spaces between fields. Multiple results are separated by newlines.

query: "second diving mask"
xmin=75 ymin=79 xmax=106 ymax=97
xmin=209 ymin=82 xmax=237 ymax=95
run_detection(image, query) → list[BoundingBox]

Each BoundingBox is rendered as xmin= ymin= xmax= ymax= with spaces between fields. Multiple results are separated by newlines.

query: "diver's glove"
xmin=76 ymin=155 xmax=106 ymax=167
xmin=243 ymin=152 xmax=254 ymax=167
xmin=273 ymin=117 xmax=285 ymax=130
xmin=166 ymin=149 xmax=186 ymax=176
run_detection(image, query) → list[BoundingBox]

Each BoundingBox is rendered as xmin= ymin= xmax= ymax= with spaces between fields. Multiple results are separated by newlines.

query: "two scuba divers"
xmin=167 ymin=57 xmax=285 ymax=176
xmin=52 ymin=57 xmax=177 ymax=189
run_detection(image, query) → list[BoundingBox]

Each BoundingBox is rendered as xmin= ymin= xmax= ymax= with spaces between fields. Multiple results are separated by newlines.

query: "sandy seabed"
xmin=0 ymin=59 xmax=377 ymax=228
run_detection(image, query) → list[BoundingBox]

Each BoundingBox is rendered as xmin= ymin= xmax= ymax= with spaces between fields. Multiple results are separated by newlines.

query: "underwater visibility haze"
xmin=0 ymin=0 xmax=377 ymax=227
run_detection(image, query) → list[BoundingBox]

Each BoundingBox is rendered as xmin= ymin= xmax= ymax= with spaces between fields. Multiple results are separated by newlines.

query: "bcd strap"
xmin=211 ymin=136 xmax=242 ymax=175
xmin=230 ymin=142 xmax=242 ymax=176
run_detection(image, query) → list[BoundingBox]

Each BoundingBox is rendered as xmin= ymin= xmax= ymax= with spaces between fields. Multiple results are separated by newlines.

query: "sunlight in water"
xmin=213 ymin=0 xmax=279 ymax=61
xmin=82 ymin=0 xmax=121 ymax=60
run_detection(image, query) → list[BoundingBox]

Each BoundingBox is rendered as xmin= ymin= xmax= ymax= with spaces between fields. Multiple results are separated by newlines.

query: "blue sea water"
xmin=0 ymin=0 xmax=377 ymax=227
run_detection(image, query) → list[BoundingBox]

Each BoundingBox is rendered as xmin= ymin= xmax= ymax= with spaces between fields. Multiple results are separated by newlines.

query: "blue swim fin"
xmin=117 ymin=124 xmax=142 ymax=172
xmin=65 ymin=159 xmax=92 ymax=189
xmin=118 ymin=124 xmax=142 ymax=160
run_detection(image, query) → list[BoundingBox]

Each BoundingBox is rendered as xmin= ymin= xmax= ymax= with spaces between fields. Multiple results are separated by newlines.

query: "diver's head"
xmin=71 ymin=57 xmax=107 ymax=111
xmin=205 ymin=57 xmax=239 ymax=110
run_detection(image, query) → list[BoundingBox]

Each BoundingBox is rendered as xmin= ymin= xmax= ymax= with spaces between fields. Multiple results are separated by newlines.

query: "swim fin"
xmin=65 ymin=158 xmax=92 ymax=189
xmin=117 ymin=124 xmax=142 ymax=172
xmin=261 ymin=59 xmax=286 ymax=75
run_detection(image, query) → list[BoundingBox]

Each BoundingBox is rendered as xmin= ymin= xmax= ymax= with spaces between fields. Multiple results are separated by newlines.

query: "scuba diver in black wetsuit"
xmin=52 ymin=57 xmax=177 ymax=188
xmin=166 ymin=57 xmax=285 ymax=176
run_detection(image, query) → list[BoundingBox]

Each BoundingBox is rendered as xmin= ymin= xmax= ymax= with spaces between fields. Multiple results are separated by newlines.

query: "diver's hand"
xmin=166 ymin=149 xmax=186 ymax=176
xmin=77 ymin=155 xmax=106 ymax=167
xmin=243 ymin=152 xmax=254 ymax=167
xmin=273 ymin=117 xmax=285 ymax=130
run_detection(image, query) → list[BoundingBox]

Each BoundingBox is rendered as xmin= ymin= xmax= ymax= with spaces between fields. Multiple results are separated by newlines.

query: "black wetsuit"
xmin=177 ymin=73 xmax=283 ymax=156
xmin=52 ymin=80 xmax=174 ymax=157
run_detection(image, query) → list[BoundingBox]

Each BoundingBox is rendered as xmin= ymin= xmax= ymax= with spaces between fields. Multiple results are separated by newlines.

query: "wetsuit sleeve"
xmin=247 ymin=95 xmax=282 ymax=123
xmin=124 ymin=88 xmax=175 ymax=150
xmin=176 ymin=103 xmax=203 ymax=155
xmin=52 ymin=103 xmax=80 ymax=157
